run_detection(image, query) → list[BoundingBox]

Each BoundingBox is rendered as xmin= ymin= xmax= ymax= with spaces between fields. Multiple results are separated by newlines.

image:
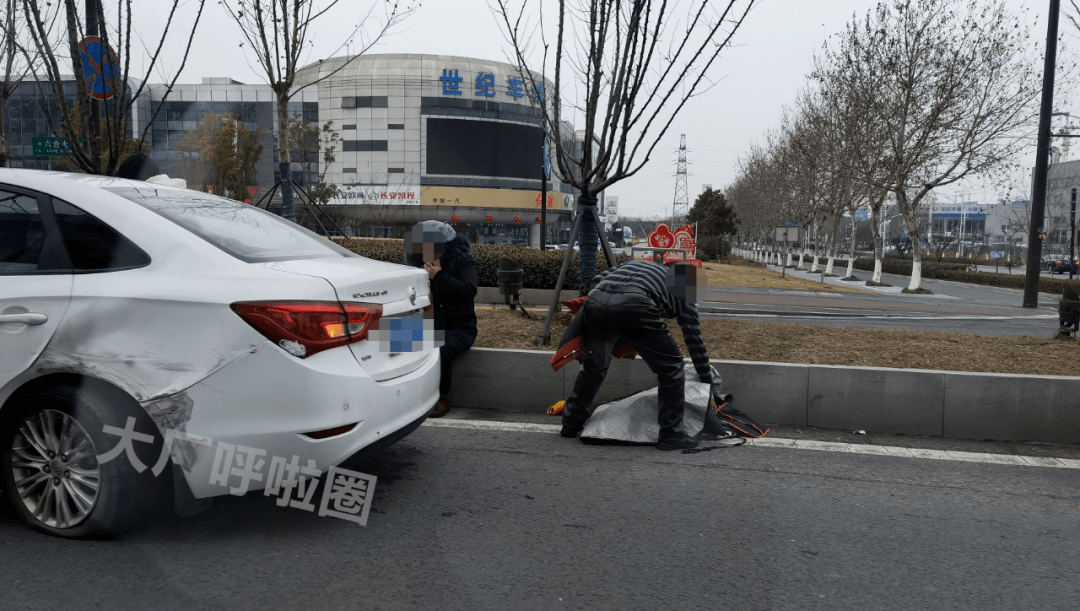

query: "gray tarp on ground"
xmin=580 ymin=363 xmax=729 ymax=444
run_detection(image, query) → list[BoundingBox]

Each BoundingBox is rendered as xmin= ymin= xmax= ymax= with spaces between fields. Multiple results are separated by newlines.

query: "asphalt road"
xmin=702 ymin=259 xmax=1064 ymax=337
xmin=3 ymin=424 xmax=1077 ymax=611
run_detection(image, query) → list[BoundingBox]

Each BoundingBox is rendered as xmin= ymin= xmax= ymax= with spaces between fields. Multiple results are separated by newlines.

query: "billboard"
xmin=421 ymin=186 xmax=567 ymax=210
xmin=606 ymin=196 xmax=619 ymax=223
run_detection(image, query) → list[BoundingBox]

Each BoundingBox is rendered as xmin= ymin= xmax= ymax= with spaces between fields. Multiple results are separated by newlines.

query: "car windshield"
xmin=105 ymin=186 xmax=358 ymax=263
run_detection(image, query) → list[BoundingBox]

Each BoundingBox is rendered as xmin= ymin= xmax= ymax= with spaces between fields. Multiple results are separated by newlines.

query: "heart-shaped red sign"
xmin=648 ymin=223 xmax=675 ymax=249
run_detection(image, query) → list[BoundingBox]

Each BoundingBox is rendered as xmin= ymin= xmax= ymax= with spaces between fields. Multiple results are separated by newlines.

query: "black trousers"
xmin=439 ymin=327 xmax=476 ymax=399
xmin=562 ymin=286 xmax=686 ymax=436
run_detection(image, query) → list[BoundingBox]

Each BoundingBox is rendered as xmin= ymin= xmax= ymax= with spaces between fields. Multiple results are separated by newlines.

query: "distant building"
xmin=292 ymin=53 xmax=587 ymax=245
xmin=3 ymin=54 xmax=594 ymax=246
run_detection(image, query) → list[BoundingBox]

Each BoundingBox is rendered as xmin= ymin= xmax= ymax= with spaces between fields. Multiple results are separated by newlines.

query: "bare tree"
xmin=0 ymin=0 xmax=61 ymax=166
xmin=284 ymin=114 xmax=342 ymax=206
xmin=222 ymin=0 xmax=413 ymax=219
xmin=493 ymin=0 xmax=757 ymax=293
xmin=728 ymin=140 xmax=793 ymax=266
xmin=21 ymin=0 xmax=207 ymax=175
xmin=816 ymin=0 xmax=1042 ymax=293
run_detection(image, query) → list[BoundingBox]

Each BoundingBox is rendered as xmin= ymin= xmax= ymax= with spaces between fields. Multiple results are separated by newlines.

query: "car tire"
xmin=0 ymin=381 xmax=165 ymax=538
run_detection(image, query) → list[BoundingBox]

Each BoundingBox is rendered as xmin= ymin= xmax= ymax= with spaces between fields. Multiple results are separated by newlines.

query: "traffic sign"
xmin=543 ymin=139 xmax=550 ymax=180
xmin=78 ymin=36 xmax=119 ymax=100
xmin=32 ymin=137 xmax=72 ymax=156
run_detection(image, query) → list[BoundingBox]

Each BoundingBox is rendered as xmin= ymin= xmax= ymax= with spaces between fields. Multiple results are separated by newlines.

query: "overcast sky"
xmin=148 ymin=0 xmax=1060 ymax=219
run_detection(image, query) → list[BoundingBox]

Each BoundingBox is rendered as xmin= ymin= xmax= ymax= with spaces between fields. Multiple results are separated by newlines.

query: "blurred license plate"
xmin=371 ymin=310 xmax=431 ymax=353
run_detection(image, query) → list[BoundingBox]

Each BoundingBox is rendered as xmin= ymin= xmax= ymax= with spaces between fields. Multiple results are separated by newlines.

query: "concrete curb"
xmin=450 ymin=347 xmax=1080 ymax=444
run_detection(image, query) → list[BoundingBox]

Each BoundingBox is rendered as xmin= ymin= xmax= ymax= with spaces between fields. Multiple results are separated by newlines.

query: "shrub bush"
xmin=338 ymin=238 xmax=631 ymax=290
xmin=853 ymin=257 xmax=968 ymax=275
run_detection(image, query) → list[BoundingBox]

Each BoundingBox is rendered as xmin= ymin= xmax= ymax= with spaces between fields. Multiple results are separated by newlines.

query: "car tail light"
xmin=231 ymin=301 xmax=382 ymax=358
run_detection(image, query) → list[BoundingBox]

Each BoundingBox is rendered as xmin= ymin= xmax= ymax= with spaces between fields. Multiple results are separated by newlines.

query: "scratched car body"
xmin=0 ymin=169 xmax=439 ymax=537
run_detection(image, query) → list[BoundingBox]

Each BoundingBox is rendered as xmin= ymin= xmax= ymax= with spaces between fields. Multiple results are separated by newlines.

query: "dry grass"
xmin=701 ymin=261 xmax=874 ymax=294
xmin=475 ymin=307 xmax=1080 ymax=376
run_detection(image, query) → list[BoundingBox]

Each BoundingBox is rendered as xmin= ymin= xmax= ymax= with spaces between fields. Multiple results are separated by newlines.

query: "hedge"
xmin=337 ymin=238 xmax=631 ymax=290
xmin=852 ymin=257 xmax=969 ymax=275
xmin=852 ymin=257 xmax=1080 ymax=296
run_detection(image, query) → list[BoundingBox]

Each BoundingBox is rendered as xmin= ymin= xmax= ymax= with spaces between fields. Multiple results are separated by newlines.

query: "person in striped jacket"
xmin=558 ymin=260 xmax=711 ymax=450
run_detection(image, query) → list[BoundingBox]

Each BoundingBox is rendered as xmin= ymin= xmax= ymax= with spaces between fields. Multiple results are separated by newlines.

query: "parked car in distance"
xmin=0 ymin=169 xmax=439 ymax=537
xmin=1046 ymin=256 xmax=1080 ymax=275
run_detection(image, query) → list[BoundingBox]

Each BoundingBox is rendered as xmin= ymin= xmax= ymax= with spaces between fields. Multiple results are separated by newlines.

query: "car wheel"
xmin=0 ymin=382 xmax=164 ymax=538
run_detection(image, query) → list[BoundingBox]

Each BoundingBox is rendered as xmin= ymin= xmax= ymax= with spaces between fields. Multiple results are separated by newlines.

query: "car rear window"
xmin=105 ymin=186 xmax=359 ymax=263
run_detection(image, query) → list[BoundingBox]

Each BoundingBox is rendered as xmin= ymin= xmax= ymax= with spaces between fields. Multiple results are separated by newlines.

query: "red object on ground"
xmin=550 ymin=297 xmax=637 ymax=372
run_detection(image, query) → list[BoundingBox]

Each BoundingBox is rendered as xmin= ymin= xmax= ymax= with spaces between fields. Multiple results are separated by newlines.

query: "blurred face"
xmin=422 ymin=243 xmax=440 ymax=264
xmin=404 ymin=223 xmax=448 ymax=267
xmin=665 ymin=263 xmax=708 ymax=304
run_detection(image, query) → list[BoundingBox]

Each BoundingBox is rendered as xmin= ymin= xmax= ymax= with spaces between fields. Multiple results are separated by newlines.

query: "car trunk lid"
xmin=257 ymin=257 xmax=434 ymax=381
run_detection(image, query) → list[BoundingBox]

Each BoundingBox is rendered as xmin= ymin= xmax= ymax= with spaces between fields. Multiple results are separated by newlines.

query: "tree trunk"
xmin=276 ymin=99 xmax=294 ymax=219
xmin=810 ymin=225 xmax=821 ymax=273
xmin=847 ymin=216 xmax=857 ymax=278
xmin=907 ymin=218 xmax=924 ymax=292
xmin=870 ymin=207 xmax=883 ymax=283
xmin=896 ymin=190 xmax=924 ymax=291
xmin=576 ymin=192 xmax=599 ymax=289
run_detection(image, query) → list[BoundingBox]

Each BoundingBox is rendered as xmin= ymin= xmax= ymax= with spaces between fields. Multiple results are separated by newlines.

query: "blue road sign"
xmin=78 ymin=36 xmax=118 ymax=100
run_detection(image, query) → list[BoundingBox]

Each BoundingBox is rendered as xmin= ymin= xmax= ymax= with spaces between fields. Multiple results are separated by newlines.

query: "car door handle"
xmin=0 ymin=313 xmax=48 ymax=326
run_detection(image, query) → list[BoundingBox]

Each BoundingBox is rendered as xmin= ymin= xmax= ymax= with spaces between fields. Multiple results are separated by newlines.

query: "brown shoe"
xmin=431 ymin=398 xmax=450 ymax=418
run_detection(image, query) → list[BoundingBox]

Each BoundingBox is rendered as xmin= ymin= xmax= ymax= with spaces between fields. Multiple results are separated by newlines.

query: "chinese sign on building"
xmin=438 ymin=67 xmax=544 ymax=103
xmin=328 ymin=186 xmax=421 ymax=206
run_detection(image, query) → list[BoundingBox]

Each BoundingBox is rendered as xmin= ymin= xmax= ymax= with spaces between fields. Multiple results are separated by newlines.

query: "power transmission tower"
xmin=671 ymin=134 xmax=689 ymax=227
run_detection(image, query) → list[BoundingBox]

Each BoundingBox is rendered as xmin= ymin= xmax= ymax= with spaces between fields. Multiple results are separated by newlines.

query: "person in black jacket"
xmin=405 ymin=221 xmax=478 ymax=417
xmin=557 ymin=260 xmax=711 ymax=450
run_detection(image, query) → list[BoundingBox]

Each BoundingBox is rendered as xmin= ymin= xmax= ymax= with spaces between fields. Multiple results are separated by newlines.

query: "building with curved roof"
xmin=293 ymin=53 xmax=584 ymax=245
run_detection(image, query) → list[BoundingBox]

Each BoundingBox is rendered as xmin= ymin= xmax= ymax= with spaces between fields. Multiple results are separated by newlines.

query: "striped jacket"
xmin=592 ymin=260 xmax=712 ymax=383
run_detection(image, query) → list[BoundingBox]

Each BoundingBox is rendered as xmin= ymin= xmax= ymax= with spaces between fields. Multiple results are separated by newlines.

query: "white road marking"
xmin=700 ymin=311 xmax=1058 ymax=321
xmin=423 ymin=418 xmax=1080 ymax=469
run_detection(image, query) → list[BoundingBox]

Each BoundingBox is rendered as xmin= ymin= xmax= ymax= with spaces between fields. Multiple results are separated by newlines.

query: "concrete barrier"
xmin=450 ymin=348 xmax=1080 ymax=443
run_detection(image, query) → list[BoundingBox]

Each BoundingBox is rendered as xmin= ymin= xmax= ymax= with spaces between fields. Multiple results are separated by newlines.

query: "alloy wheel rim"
xmin=9 ymin=409 xmax=100 ymax=529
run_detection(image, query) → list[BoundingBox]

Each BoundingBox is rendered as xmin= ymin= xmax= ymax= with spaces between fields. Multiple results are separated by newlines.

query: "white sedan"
xmin=0 ymin=170 xmax=440 ymax=537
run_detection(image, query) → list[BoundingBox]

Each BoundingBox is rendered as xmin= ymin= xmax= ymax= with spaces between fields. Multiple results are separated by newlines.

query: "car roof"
xmin=0 ymin=168 xmax=189 ymax=195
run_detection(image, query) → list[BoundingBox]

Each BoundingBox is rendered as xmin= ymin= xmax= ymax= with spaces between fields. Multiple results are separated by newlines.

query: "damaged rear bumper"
xmin=159 ymin=341 xmax=439 ymax=500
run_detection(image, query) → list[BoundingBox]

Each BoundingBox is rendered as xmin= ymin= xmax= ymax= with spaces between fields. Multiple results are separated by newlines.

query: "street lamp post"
xmin=1023 ymin=0 xmax=1060 ymax=308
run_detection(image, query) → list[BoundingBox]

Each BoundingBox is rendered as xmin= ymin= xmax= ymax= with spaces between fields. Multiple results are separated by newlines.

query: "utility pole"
xmin=1024 ymin=0 xmax=1060 ymax=308
xmin=1070 ymin=188 xmax=1076 ymax=279
xmin=540 ymin=138 xmax=548 ymax=250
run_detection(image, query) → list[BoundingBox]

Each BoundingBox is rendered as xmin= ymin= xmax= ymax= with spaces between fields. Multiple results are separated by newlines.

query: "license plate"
xmin=370 ymin=310 xmax=433 ymax=353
